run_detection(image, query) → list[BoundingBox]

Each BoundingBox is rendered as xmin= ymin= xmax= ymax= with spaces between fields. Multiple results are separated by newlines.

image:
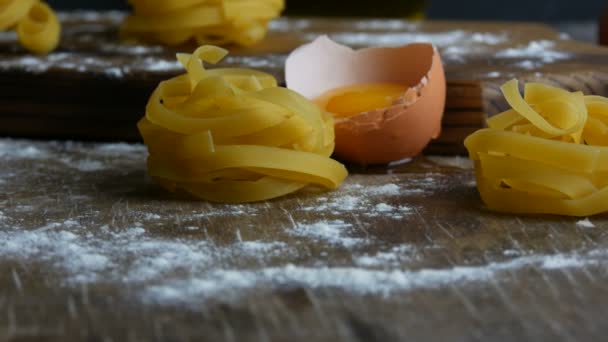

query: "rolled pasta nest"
xmin=0 ymin=0 xmax=60 ymax=54
xmin=465 ymin=79 xmax=608 ymax=216
xmin=122 ymin=0 xmax=284 ymax=46
xmin=138 ymin=45 xmax=348 ymax=203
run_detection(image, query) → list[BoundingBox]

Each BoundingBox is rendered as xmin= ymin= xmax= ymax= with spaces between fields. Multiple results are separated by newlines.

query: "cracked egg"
xmin=285 ymin=36 xmax=446 ymax=165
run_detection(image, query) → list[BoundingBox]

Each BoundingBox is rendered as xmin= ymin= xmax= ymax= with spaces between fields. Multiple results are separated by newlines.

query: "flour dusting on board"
xmin=144 ymin=252 xmax=601 ymax=304
xmin=427 ymin=156 xmax=474 ymax=169
xmin=290 ymin=220 xmax=365 ymax=247
xmin=0 ymin=11 xmax=577 ymax=81
xmin=298 ymin=180 xmax=416 ymax=218
xmin=577 ymin=218 xmax=595 ymax=228
xmin=355 ymin=245 xmax=417 ymax=267
xmin=1 ymin=138 xmax=607 ymax=307
xmin=321 ymin=30 xmax=508 ymax=48
xmin=495 ymin=40 xmax=571 ymax=63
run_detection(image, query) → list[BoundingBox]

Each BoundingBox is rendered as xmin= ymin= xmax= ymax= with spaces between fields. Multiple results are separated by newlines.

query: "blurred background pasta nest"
xmin=0 ymin=0 xmax=60 ymax=54
xmin=121 ymin=0 xmax=285 ymax=46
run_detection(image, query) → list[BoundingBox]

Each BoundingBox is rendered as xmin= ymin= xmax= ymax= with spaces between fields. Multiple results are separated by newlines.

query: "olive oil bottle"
xmin=284 ymin=0 xmax=427 ymax=19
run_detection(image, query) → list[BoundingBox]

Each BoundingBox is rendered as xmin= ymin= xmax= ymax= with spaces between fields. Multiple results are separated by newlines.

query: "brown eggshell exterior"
xmin=285 ymin=37 xmax=446 ymax=165
xmin=333 ymin=49 xmax=446 ymax=165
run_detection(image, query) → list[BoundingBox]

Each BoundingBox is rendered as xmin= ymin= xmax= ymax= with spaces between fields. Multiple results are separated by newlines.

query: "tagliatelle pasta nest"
xmin=122 ymin=0 xmax=284 ymax=46
xmin=138 ymin=45 xmax=348 ymax=203
xmin=465 ymin=79 xmax=608 ymax=216
xmin=0 ymin=0 xmax=60 ymax=54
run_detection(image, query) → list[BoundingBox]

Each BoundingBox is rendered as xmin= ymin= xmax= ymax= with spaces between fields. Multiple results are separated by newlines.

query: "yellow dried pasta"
xmin=465 ymin=79 xmax=608 ymax=216
xmin=0 ymin=0 xmax=60 ymax=54
xmin=138 ymin=45 xmax=348 ymax=203
xmin=122 ymin=0 xmax=284 ymax=46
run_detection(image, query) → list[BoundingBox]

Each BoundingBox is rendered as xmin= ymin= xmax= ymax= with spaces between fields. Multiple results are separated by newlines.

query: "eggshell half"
xmin=285 ymin=35 xmax=446 ymax=165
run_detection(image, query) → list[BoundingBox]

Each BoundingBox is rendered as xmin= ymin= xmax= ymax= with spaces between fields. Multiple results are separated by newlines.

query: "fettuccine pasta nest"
xmin=138 ymin=45 xmax=348 ymax=203
xmin=0 ymin=0 xmax=60 ymax=54
xmin=122 ymin=0 xmax=284 ymax=46
xmin=465 ymin=79 xmax=608 ymax=216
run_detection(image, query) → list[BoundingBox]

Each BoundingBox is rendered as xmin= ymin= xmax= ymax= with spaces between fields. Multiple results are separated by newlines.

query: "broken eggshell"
xmin=285 ymin=35 xmax=446 ymax=165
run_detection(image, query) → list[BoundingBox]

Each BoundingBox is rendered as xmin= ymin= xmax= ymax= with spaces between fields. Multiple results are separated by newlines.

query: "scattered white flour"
xmin=93 ymin=142 xmax=147 ymax=156
xmin=540 ymin=254 xmax=591 ymax=269
xmin=298 ymin=182 xmax=413 ymax=218
xmin=268 ymin=18 xmax=313 ymax=31
xmin=441 ymin=46 xmax=469 ymax=62
xmin=61 ymin=158 xmax=107 ymax=172
xmin=503 ymin=249 xmax=521 ymax=257
xmin=135 ymin=58 xmax=182 ymax=72
xmin=485 ymin=71 xmax=502 ymax=78
xmin=356 ymin=20 xmax=420 ymax=31
xmin=104 ymin=67 xmax=124 ymax=78
xmin=426 ymin=156 xmax=474 ymax=169
xmin=496 ymin=40 xmax=571 ymax=63
xmin=237 ymin=241 xmax=289 ymax=255
xmin=0 ymin=141 xmax=44 ymax=159
xmin=375 ymin=203 xmax=395 ymax=212
xmin=0 ymin=53 xmax=121 ymax=77
xmin=99 ymin=43 xmax=165 ymax=56
xmin=224 ymin=55 xmax=286 ymax=69
xmin=189 ymin=204 xmax=257 ymax=218
xmin=387 ymin=157 xmax=413 ymax=167
xmin=470 ymin=32 xmax=508 ymax=45
xmin=355 ymin=245 xmax=416 ymax=267
xmin=57 ymin=11 xmax=125 ymax=24
xmin=0 ymin=227 xmax=112 ymax=282
xmin=0 ymin=222 xmax=291 ymax=285
xmin=361 ymin=183 xmax=401 ymax=196
xmin=290 ymin=220 xmax=364 ymax=247
xmin=576 ymin=218 xmax=595 ymax=228
xmin=2 ymin=137 xmax=606 ymax=308
xmin=144 ymin=251 xmax=601 ymax=305
xmin=516 ymin=60 xmax=539 ymax=70
xmin=322 ymin=30 xmax=507 ymax=48
xmin=0 ymin=51 xmax=182 ymax=77
xmin=1 ymin=194 xmax=605 ymax=307
xmin=14 ymin=205 xmax=34 ymax=212
xmin=143 ymin=213 xmax=162 ymax=220
xmin=0 ymin=139 xmax=145 ymax=163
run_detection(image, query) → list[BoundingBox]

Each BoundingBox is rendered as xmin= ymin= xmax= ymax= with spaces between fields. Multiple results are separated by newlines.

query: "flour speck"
xmin=576 ymin=218 xmax=595 ymax=228
xmin=290 ymin=220 xmax=364 ymax=247
xmin=496 ymin=40 xmax=571 ymax=63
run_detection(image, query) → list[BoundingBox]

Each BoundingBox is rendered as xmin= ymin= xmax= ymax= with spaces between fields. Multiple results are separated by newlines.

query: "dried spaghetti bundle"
xmin=138 ymin=45 xmax=347 ymax=203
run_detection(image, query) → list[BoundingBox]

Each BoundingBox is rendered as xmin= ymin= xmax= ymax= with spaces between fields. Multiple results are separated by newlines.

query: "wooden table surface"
xmin=1 ymin=138 xmax=608 ymax=341
xmin=2 ymin=13 xmax=608 ymax=342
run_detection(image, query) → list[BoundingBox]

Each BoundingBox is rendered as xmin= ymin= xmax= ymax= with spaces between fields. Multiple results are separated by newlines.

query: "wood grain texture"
xmin=0 ymin=12 xmax=607 ymax=156
xmin=1 ymin=138 xmax=608 ymax=341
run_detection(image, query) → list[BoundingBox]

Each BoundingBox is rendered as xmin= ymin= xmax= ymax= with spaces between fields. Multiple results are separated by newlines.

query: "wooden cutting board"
xmin=1 ymin=12 xmax=607 ymax=155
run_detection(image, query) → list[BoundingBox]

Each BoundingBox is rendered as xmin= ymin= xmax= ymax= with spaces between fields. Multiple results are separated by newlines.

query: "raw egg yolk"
xmin=316 ymin=83 xmax=408 ymax=118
